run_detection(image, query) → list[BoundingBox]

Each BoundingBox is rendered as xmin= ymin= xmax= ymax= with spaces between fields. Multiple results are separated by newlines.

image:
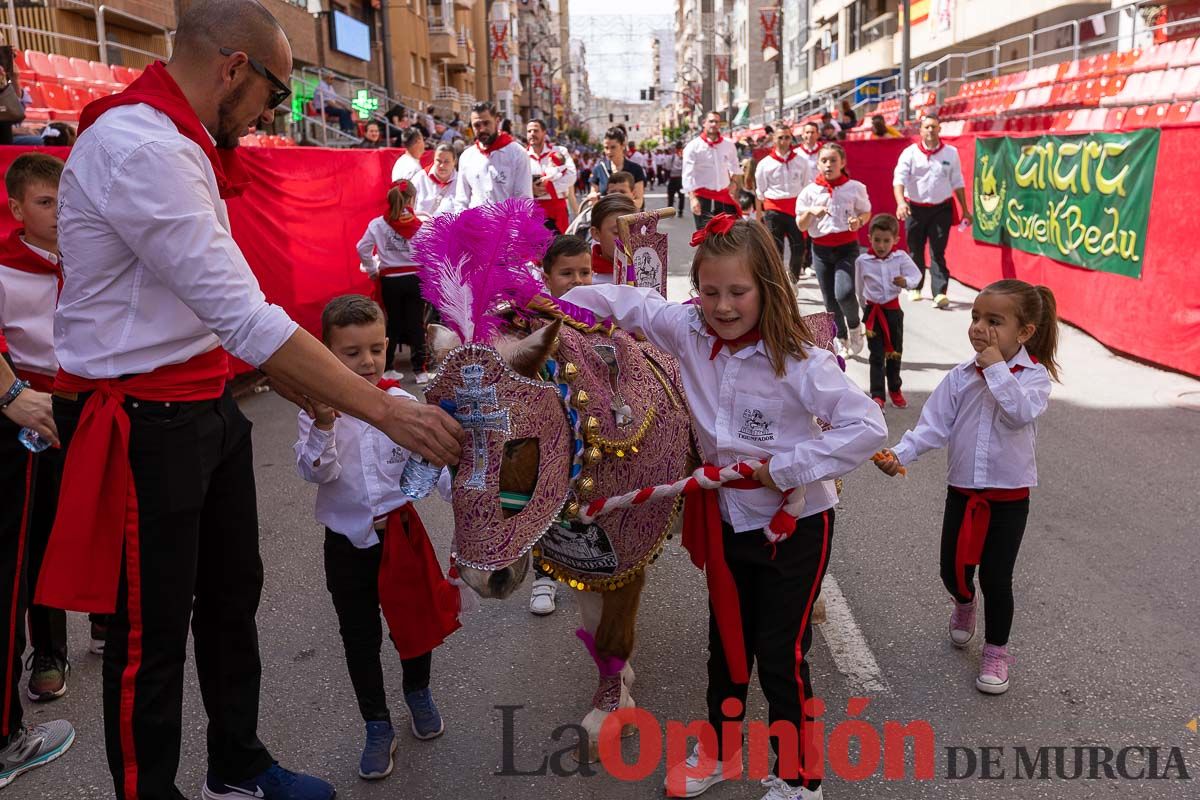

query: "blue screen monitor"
xmin=330 ymin=10 xmax=371 ymax=62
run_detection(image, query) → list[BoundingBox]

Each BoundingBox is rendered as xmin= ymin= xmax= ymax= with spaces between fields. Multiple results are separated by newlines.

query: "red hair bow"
xmin=390 ymin=178 xmax=410 ymax=192
xmin=690 ymin=213 xmax=738 ymax=247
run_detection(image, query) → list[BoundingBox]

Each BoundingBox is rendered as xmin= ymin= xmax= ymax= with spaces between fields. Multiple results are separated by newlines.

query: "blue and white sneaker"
xmin=201 ymin=762 xmax=335 ymax=800
xmin=0 ymin=720 xmax=75 ymax=789
xmin=358 ymin=720 xmax=397 ymax=780
xmin=404 ymin=688 xmax=445 ymax=740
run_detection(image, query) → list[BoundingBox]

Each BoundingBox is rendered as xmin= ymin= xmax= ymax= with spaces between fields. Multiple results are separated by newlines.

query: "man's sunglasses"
xmin=219 ymin=47 xmax=292 ymax=109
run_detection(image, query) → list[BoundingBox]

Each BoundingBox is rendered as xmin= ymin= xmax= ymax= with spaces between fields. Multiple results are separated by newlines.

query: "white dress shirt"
xmin=453 ymin=139 xmax=534 ymax=211
xmin=795 ymin=180 xmax=872 ymax=240
xmin=528 ymin=143 xmax=577 ymax=200
xmin=668 ymin=153 xmax=684 ymax=178
xmin=412 ymin=168 xmax=458 ymax=218
xmin=296 ymin=385 xmax=427 ymax=548
xmin=893 ymin=141 xmax=965 ymax=206
xmin=559 ymin=284 xmax=887 ymax=533
xmin=0 ymin=240 xmax=59 ymax=380
xmin=891 ymin=347 xmax=1051 ymax=489
xmin=795 ymin=145 xmax=821 ymax=180
xmin=391 ymin=151 xmax=423 ymax=183
xmin=681 ymin=135 xmax=740 ymax=194
xmin=55 ymin=103 xmax=297 ymax=378
xmin=356 ymin=217 xmax=419 ymax=277
xmin=754 ymin=152 xmax=812 ymax=202
xmin=854 ymin=250 xmax=923 ymax=306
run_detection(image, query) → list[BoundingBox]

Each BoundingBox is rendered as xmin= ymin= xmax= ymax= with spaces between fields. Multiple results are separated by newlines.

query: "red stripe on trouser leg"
xmin=118 ymin=469 xmax=143 ymax=800
xmin=2 ymin=454 xmax=33 ymax=737
xmin=793 ymin=511 xmax=830 ymax=786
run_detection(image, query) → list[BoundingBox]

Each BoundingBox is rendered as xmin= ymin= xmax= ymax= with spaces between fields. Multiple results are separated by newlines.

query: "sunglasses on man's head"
xmin=219 ymin=47 xmax=291 ymax=109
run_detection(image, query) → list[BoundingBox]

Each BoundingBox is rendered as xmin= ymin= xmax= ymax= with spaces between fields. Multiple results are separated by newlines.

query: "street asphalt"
xmin=15 ymin=192 xmax=1200 ymax=799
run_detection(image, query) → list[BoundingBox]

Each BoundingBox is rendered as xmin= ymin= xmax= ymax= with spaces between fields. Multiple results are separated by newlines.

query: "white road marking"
xmin=816 ymin=573 xmax=888 ymax=694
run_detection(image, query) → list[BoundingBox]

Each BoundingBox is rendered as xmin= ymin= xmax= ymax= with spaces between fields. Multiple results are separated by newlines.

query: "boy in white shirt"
xmin=854 ymin=214 xmax=922 ymax=411
xmin=295 ymin=295 xmax=462 ymax=781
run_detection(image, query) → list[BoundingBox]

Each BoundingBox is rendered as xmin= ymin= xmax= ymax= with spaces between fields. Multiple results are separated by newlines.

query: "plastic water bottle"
xmin=399 ymin=456 xmax=440 ymax=500
xmin=18 ymin=427 xmax=51 ymax=453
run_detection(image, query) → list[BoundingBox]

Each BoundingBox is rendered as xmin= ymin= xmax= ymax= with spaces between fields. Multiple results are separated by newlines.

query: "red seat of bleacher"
xmin=1122 ymin=105 xmax=1151 ymax=129
xmin=46 ymin=53 xmax=90 ymax=89
xmin=111 ymin=66 xmax=139 ymax=85
xmin=23 ymin=84 xmax=52 ymax=122
xmin=89 ymin=62 xmax=123 ymax=90
xmin=1078 ymin=79 xmax=1102 ymax=107
xmin=1050 ymin=110 xmax=1074 ymax=131
xmin=39 ymin=83 xmax=79 ymax=121
xmin=1167 ymin=101 xmax=1192 ymax=125
xmin=13 ymin=50 xmax=30 ymax=75
xmin=1104 ymin=106 xmax=1129 ymax=129
xmin=22 ymin=50 xmax=59 ymax=85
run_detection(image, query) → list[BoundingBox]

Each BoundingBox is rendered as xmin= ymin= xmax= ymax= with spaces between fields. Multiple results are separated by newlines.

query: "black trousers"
xmin=907 ymin=201 xmax=953 ymax=296
xmin=811 ymin=242 xmax=861 ymax=340
xmin=54 ymin=389 xmax=272 ymax=799
xmin=706 ymin=511 xmax=834 ymax=790
xmin=381 ymin=274 xmax=428 ymax=373
xmin=323 ymin=528 xmax=432 ymax=723
xmin=667 ymin=177 xmax=683 ymax=212
xmin=863 ymin=303 xmax=905 ymax=397
xmin=23 ymin=435 xmax=68 ymax=660
xmin=939 ymin=488 xmax=1029 ymax=646
xmin=0 ymin=415 xmax=34 ymax=746
xmin=763 ymin=211 xmax=806 ymax=281
xmin=693 ymin=195 xmax=739 ymax=230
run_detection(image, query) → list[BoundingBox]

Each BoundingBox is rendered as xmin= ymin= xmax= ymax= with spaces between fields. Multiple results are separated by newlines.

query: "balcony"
xmin=811 ymin=33 xmax=894 ymax=94
xmin=435 ymin=86 xmax=462 ymax=104
xmin=446 ymin=29 xmax=474 ymax=70
xmin=428 ymin=20 xmax=460 ymax=60
xmin=454 ymin=0 xmax=475 ymax=8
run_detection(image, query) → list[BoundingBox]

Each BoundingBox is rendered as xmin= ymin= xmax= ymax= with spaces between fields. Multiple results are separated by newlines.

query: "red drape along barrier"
xmin=0 ymin=146 xmax=397 ymax=373
xmin=3 ymin=132 xmax=1197 ymax=376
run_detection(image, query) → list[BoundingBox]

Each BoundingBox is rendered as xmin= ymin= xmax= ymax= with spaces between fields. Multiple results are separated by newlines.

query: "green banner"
xmin=972 ymin=129 xmax=1159 ymax=278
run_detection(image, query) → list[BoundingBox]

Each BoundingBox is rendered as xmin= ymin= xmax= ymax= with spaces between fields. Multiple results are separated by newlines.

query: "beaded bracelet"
xmin=0 ymin=378 xmax=29 ymax=410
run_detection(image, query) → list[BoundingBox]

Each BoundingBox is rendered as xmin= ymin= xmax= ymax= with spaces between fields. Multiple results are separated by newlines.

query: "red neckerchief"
xmin=814 ymin=172 xmax=851 ymax=195
xmin=477 ymin=131 xmax=515 ymax=154
xmin=768 ymin=148 xmax=796 ymax=164
xmin=377 ymin=377 xmax=402 ymax=391
xmin=529 ymin=145 xmax=565 ymax=167
xmin=797 ymin=143 xmax=821 ymax=155
xmin=426 ymin=166 xmax=453 ymax=187
xmin=591 ymin=243 xmax=614 ymax=276
xmin=974 ymin=358 xmax=1034 ymax=377
xmin=387 ymin=213 xmax=423 ymax=240
xmin=917 ymin=138 xmax=945 ymax=157
xmin=78 ymin=61 xmax=249 ymax=199
xmin=700 ymin=133 xmax=724 ymax=147
xmin=0 ymin=227 xmax=61 ymax=289
xmin=705 ymin=325 xmax=761 ymax=360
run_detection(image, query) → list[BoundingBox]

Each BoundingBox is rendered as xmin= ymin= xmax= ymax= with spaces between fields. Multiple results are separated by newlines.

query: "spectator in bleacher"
xmin=871 ymin=114 xmax=901 ymax=139
xmin=0 ymin=64 xmax=18 ymax=145
xmin=356 ymin=120 xmax=386 ymax=149
xmin=454 ymin=101 xmax=532 ymax=210
xmin=821 ymin=121 xmax=840 ymax=142
xmin=314 ymin=75 xmax=357 ymax=135
xmin=893 ymin=113 xmax=971 ymax=309
xmin=391 ymin=127 xmax=426 ymax=181
xmin=839 ymin=99 xmax=858 ymax=133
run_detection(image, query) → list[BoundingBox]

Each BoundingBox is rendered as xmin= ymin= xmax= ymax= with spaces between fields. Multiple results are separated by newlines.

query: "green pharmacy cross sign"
xmin=353 ymin=90 xmax=379 ymax=121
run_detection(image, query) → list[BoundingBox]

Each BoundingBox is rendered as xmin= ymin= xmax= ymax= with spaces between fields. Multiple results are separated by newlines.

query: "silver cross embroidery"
xmin=453 ymin=364 xmax=511 ymax=489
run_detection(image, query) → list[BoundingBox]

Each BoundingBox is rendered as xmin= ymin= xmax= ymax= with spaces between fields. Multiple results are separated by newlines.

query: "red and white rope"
xmin=577 ymin=460 xmax=807 ymax=543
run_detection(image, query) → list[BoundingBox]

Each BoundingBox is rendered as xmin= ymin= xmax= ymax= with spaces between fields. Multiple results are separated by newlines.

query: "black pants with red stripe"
xmin=706 ymin=510 xmax=834 ymax=790
xmin=53 ymin=389 xmax=273 ymax=798
xmin=0 ymin=414 xmax=34 ymax=746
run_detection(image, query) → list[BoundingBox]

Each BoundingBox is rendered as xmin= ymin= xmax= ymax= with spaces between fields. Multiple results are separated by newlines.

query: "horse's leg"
xmin=578 ymin=571 xmax=646 ymax=761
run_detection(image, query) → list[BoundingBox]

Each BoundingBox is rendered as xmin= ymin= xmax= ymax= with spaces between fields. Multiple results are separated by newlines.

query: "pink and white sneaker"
xmin=949 ymin=598 xmax=976 ymax=648
xmin=976 ymin=644 xmax=1012 ymax=695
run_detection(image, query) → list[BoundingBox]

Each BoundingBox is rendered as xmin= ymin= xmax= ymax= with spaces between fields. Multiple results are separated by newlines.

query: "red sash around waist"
xmin=763 ymin=196 xmax=798 ymax=216
xmin=863 ymin=298 xmax=901 ymax=354
xmin=379 ymin=265 xmax=419 ymax=277
xmin=812 ymin=229 xmax=859 ymax=247
xmin=950 ymin=486 xmax=1030 ymax=598
xmin=694 ymin=186 xmax=743 ymax=217
xmin=34 ymin=347 xmax=230 ymax=613
xmin=377 ymin=503 xmax=461 ymax=659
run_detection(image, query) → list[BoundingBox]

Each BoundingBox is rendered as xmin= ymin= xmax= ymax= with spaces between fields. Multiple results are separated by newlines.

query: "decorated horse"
xmin=410 ymin=199 xmax=842 ymax=759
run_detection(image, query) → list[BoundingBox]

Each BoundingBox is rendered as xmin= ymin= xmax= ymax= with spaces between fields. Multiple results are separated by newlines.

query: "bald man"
xmin=38 ymin=2 xmax=461 ymax=798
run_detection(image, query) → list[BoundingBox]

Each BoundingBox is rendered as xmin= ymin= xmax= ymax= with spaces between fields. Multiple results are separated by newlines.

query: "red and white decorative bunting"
xmin=760 ymin=8 xmax=780 ymax=52
xmin=489 ymin=22 xmax=509 ymax=62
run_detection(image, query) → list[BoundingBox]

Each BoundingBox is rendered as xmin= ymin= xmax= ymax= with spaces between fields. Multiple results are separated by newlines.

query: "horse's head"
xmin=425 ymin=319 xmax=569 ymax=599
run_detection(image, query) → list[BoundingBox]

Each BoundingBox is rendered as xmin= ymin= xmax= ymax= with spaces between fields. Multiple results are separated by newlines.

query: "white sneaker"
xmin=414 ymin=371 xmax=432 ymax=385
xmin=933 ymin=293 xmax=950 ymax=309
xmin=529 ymin=576 xmax=557 ymax=616
xmin=908 ymin=289 xmax=922 ymax=302
xmin=759 ymin=774 xmax=823 ymax=800
xmin=383 ymin=370 xmax=404 ymax=381
xmin=664 ymin=742 xmax=740 ymax=798
xmin=848 ymin=327 xmax=865 ymax=356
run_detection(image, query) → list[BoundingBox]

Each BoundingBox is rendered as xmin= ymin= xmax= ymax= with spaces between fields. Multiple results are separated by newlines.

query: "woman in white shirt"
xmin=412 ymin=144 xmax=458 ymax=219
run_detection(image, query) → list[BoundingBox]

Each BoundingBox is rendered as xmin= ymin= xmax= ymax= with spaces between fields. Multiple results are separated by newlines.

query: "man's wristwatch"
xmin=0 ymin=378 xmax=29 ymax=410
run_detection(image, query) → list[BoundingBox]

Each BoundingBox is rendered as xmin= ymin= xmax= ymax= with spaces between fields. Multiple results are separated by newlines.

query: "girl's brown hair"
xmin=818 ymin=141 xmax=847 ymax=163
xmin=590 ymin=194 xmax=638 ymax=232
xmin=386 ymin=179 xmax=418 ymax=221
xmin=980 ymin=279 xmax=1061 ymax=381
xmin=690 ymin=219 xmax=816 ymax=376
